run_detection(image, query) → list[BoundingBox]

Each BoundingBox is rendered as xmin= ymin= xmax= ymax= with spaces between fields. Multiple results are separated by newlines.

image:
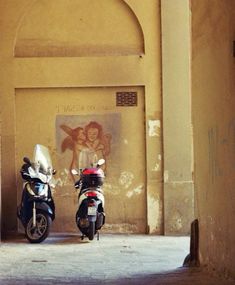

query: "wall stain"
xmin=148 ymin=119 xmax=161 ymax=137
xmin=126 ymin=184 xmax=144 ymax=198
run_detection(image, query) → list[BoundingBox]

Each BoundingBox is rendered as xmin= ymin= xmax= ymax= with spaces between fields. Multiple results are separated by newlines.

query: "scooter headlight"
xmin=28 ymin=183 xmax=48 ymax=197
xmin=35 ymin=183 xmax=48 ymax=196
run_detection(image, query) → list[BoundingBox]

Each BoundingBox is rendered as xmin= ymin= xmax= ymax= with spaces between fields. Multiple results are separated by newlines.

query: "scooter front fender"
xmin=35 ymin=202 xmax=55 ymax=220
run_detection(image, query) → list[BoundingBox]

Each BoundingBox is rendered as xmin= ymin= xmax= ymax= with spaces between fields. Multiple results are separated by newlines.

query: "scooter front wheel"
xmin=25 ymin=211 xmax=52 ymax=243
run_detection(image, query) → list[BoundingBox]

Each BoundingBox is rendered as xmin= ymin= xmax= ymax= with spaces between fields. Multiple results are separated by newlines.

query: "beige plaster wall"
xmin=15 ymin=86 xmax=147 ymax=233
xmin=14 ymin=0 xmax=144 ymax=57
xmin=192 ymin=0 xmax=235 ymax=278
xmin=0 ymin=115 xmax=1 ymax=241
xmin=161 ymin=0 xmax=194 ymax=235
xmin=0 ymin=0 xmax=162 ymax=234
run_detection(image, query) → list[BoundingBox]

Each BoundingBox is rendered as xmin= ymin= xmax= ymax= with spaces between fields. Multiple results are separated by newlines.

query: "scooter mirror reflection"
xmin=71 ymin=169 xmax=79 ymax=175
xmin=23 ymin=157 xmax=31 ymax=164
xmin=97 ymin=159 xmax=105 ymax=167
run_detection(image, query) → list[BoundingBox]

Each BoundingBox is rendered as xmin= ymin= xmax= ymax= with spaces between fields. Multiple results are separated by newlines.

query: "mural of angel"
xmin=60 ymin=121 xmax=112 ymax=181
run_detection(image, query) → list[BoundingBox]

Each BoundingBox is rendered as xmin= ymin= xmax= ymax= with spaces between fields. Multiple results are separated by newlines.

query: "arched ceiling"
xmin=14 ymin=0 xmax=145 ymax=57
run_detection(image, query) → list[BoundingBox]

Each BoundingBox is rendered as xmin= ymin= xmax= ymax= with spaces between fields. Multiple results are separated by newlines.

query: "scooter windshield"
xmin=33 ymin=144 xmax=53 ymax=174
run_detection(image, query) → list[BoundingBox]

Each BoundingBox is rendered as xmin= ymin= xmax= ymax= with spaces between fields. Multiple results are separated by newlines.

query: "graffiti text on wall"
xmin=56 ymin=104 xmax=115 ymax=113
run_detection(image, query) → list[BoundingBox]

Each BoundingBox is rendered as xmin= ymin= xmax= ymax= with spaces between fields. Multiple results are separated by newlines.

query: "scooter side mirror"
xmin=46 ymin=166 xmax=56 ymax=175
xmin=23 ymin=157 xmax=31 ymax=164
xmin=97 ymin=159 xmax=105 ymax=167
xmin=71 ymin=169 xmax=79 ymax=175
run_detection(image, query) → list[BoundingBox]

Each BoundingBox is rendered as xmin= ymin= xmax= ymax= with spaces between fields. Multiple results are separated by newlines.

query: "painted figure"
xmin=60 ymin=121 xmax=111 ymax=181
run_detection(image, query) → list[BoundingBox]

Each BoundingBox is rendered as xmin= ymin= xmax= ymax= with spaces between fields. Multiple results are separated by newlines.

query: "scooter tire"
xmin=25 ymin=211 xmax=52 ymax=243
xmin=88 ymin=221 xmax=95 ymax=241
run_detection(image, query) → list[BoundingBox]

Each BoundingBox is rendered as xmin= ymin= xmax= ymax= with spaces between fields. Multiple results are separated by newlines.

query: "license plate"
xmin=88 ymin=207 xmax=96 ymax=216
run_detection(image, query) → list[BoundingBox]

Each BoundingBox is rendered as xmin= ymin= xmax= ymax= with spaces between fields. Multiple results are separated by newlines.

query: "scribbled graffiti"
xmin=208 ymin=126 xmax=220 ymax=183
xmin=126 ymin=184 xmax=144 ymax=198
xmin=228 ymin=119 xmax=235 ymax=170
xmin=118 ymin=171 xmax=134 ymax=189
xmin=208 ymin=120 xmax=235 ymax=184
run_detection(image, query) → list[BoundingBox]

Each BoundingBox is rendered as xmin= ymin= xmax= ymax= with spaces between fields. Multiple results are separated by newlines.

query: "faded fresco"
xmin=55 ymin=114 xmax=120 ymax=185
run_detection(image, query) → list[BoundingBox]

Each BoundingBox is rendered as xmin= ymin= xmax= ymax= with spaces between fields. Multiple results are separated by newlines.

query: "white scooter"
xmin=72 ymin=159 xmax=106 ymax=241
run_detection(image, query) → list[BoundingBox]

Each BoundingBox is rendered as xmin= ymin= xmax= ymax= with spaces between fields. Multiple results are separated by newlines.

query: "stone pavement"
xmin=0 ymin=233 xmax=234 ymax=285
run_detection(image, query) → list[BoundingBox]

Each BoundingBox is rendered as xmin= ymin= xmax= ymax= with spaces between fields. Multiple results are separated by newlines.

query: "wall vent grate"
xmin=116 ymin=92 xmax=137 ymax=107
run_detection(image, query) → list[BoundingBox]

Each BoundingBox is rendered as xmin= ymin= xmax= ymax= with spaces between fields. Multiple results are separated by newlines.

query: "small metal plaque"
xmin=116 ymin=92 xmax=137 ymax=107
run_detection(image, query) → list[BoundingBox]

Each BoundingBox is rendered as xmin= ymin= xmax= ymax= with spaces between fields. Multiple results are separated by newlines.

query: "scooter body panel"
xmin=76 ymin=189 xmax=105 ymax=237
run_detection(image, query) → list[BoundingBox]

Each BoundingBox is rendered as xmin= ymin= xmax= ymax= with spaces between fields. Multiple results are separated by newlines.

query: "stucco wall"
xmin=15 ymin=86 xmax=147 ymax=233
xmin=192 ymin=0 xmax=235 ymax=278
xmin=0 ymin=0 xmax=163 ymax=234
xmin=161 ymin=0 xmax=194 ymax=235
xmin=0 ymin=115 xmax=1 ymax=241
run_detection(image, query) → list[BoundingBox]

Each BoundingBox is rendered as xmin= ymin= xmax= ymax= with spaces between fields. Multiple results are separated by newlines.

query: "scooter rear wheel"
xmin=25 ymin=211 xmax=52 ymax=243
xmin=88 ymin=221 xmax=95 ymax=241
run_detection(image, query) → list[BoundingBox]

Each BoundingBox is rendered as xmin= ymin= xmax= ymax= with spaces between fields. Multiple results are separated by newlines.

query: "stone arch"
xmin=14 ymin=0 xmax=145 ymax=57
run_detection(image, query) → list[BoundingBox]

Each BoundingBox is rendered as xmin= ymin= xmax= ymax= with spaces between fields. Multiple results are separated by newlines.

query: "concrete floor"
xmin=0 ymin=233 xmax=235 ymax=285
